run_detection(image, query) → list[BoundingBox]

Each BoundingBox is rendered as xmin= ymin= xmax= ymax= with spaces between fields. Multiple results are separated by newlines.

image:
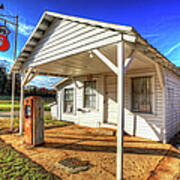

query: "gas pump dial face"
xmin=25 ymin=105 xmax=31 ymax=118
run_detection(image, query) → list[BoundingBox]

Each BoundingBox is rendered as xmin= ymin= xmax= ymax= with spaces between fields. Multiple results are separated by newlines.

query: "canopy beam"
xmin=24 ymin=72 xmax=38 ymax=85
xmin=92 ymin=49 xmax=118 ymax=75
xmin=19 ymin=68 xmax=38 ymax=135
xmin=23 ymin=68 xmax=33 ymax=86
xmin=124 ymin=50 xmax=136 ymax=73
xmin=93 ymin=47 xmax=135 ymax=76
xmin=155 ymin=63 xmax=164 ymax=88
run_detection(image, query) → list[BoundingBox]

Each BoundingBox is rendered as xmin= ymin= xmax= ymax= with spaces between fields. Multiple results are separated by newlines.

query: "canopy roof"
xmin=12 ymin=10 xmax=180 ymax=77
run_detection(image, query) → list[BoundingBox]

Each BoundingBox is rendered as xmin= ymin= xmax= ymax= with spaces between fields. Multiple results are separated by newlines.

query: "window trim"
xmin=83 ymin=80 xmax=97 ymax=110
xmin=130 ymin=75 xmax=155 ymax=114
xmin=63 ymin=88 xmax=74 ymax=114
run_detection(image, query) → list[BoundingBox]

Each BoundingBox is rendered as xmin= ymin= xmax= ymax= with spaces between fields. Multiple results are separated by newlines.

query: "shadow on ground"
xmin=0 ymin=128 xmax=14 ymax=135
xmin=43 ymin=141 xmax=180 ymax=159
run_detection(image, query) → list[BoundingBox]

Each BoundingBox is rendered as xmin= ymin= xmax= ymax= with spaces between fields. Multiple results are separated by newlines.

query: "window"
xmin=64 ymin=88 xmax=74 ymax=113
xmin=131 ymin=76 xmax=152 ymax=113
xmin=84 ymin=81 xmax=96 ymax=109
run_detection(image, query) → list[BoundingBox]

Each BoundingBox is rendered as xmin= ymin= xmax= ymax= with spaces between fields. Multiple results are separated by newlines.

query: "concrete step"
xmin=95 ymin=127 xmax=117 ymax=136
xmin=100 ymin=123 xmax=117 ymax=129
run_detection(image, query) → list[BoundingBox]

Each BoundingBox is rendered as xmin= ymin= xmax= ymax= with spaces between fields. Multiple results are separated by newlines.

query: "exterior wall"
xmin=105 ymin=68 xmax=165 ymax=141
xmin=57 ymin=75 xmax=105 ymax=127
xmin=50 ymin=104 xmax=58 ymax=120
xmin=56 ymin=68 xmax=180 ymax=142
xmin=164 ymin=69 xmax=180 ymax=142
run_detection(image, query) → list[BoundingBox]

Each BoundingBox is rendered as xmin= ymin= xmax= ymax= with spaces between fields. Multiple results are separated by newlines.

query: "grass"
xmin=0 ymin=118 xmax=19 ymax=132
xmin=45 ymin=119 xmax=71 ymax=127
xmin=0 ymin=102 xmax=20 ymax=112
xmin=44 ymin=114 xmax=73 ymax=127
xmin=0 ymin=96 xmax=19 ymax=101
xmin=0 ymin=116 xmax=71 ymax=133
xmin=0 ymin=139 xmax=60 ymax=180
xmin=0 ymin=100 xmax=50 ymax=112
xmin=0 ymin=115 xmax=71 ymax=179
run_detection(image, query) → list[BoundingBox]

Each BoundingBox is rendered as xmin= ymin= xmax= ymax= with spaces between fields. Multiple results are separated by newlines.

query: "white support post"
xmin=116 ymin=41 xmax=124 ymax=180
xmin=10 ymin=72 xmax=16 ymax=131
xmin=19 ymin=74 xmax=24 ymax=135
xmin=57 ymin=91 xmax=61 ymax=120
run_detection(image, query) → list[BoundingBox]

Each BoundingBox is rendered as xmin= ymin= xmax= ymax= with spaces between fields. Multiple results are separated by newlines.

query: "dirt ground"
xmin=0 ymin=124 xmax=179 ymax=180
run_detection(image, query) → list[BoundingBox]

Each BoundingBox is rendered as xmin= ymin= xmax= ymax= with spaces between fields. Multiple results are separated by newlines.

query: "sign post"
xmin=0 ymin=5 xmax=18 ymax=131
xmin=10 ymin=15 xmax=18 ymax=131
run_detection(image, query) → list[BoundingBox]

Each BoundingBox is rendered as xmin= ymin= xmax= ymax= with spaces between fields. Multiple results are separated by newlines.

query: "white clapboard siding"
xmin=38 ymin=20 xmax=76 ymax=46
xmin=57 ymin=75 xmax=104 ymax=128
xmin=40 ymin=20 xmax=76 ymax=42
xmin=30 ymin=34 xmax=122 ymax=68
xmin=30 ymin=23 xmax=92 ymax=56
xmin=32 ymin=26 xmax=104 ymax=57
xmin=32 ymin=30 xmax=119 ymax=62
xmin=34 ymin=28 xmax=108 ymax=59
xmin=164 ymin=68 xmax=180 ymax=142
xmin=56 ymin=71 xmax=165 ymax=141
xmin=104 ymin=68 xmax=164 ymax=141
xmin=50 ymin=104 xmax=58 ymax=120
xmin=55 ymin=67 xmax=180 ymax=142
xmin=125 ymin=72 xmax=164 ymax=141
xmin=104 ymin=76 xmax=117 ymax=124
xmin=23 ymin=19 xmax=122 ymax=68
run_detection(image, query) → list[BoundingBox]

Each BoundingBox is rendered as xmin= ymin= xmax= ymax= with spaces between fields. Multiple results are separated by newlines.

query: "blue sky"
xmin=0 ymin=0 xmax=180 ymax=88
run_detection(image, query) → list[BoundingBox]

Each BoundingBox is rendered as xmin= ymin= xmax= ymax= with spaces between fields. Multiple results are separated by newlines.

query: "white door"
xmin=104 ymin=76 xmax=118 ymax=124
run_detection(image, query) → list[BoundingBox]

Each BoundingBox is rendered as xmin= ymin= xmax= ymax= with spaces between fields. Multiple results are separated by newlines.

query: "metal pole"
xmin=116 ymin=41 xmax=124 ymax=180
xmin=10 ymin=15 xmax=18 ymax=131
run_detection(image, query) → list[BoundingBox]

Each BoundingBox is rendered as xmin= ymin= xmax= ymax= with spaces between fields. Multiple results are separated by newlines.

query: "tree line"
xmin=0 ymin=67 xmax=56 ymax=99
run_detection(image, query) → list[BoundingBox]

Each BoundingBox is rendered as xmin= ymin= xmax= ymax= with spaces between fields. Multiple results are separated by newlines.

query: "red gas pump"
xmin=24 ymin=96 xmax=44 ymax=146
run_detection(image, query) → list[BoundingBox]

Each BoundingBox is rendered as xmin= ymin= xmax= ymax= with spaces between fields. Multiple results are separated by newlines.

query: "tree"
xmin=0 ymin=68 xmax=7 ymax=94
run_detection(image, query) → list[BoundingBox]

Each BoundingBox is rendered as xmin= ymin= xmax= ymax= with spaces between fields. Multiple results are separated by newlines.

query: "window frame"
xmin=83 ymin=80 xmax=97 ymax=109
xmin=63 ymin=88 xmax=74 ymax=114
xmin=131 ymin=76 xmax=154 ymax=114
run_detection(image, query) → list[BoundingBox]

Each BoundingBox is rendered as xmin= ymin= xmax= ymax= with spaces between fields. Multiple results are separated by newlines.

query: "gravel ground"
xmin=0 ymin=124 xmax=179 ymax=180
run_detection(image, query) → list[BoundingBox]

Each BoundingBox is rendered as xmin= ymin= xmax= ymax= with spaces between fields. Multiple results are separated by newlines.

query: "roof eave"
xmin=53 ymin=77 xmax=70 ymax=88
xmin=12 ymin=10 xmax=180 ymax=77
xmin=11 ymin=11 xmax=55 ymax=73
xmin=45 ymin=10 xmax=134 ymax=34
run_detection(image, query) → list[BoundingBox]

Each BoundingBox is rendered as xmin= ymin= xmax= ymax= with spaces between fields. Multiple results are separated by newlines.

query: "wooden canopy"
xmin=11 ymin=11 xmax=180 ymax=77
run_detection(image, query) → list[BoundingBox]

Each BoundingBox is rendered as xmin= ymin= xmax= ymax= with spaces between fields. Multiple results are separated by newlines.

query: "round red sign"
xmin=0 ymin=26 xmax=10 ymax=51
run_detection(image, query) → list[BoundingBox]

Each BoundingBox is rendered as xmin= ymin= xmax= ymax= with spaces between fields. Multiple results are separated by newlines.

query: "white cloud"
xmin=143 ymin=34 xmax=159 ymax=38
xmin=165 ymin=42 xmax=180 ymax=56
xmin=5 ymin=17 xmax=34 ymax=37
xmin=0 ymin=58 xmax=14 ymax=63
xmin=18 ymin=22 xmax=34 ymax=36
xmin=27 ymin=75 xmax=62 ymax=89
xmin=1 ymin=9 xmax=35 ymax=37
xmin=9 ymin=22 xmax=34 ymax=36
